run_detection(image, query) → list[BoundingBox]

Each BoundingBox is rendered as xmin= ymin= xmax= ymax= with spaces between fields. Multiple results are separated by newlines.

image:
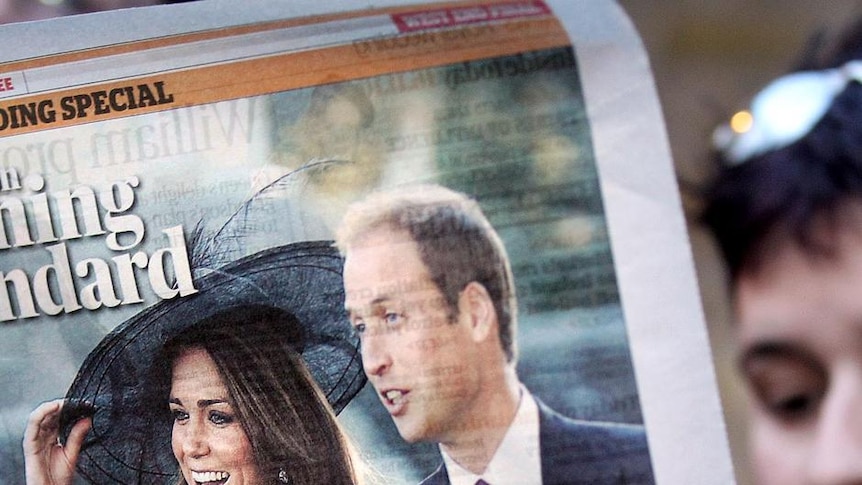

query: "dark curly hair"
xmin=702 ymin=19 xmax=862 ymax=279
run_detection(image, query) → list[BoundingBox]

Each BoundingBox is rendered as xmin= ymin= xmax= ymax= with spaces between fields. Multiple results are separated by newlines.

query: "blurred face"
xmin=735 ymin=226 xmax=862 ymax=485
xmin=170 ymin=347 xmax=261 ymax=485
xmin=302 ymin=94 xmax=382 ymax=199
xmin=343 ymin=227 xmax=481 ymax=444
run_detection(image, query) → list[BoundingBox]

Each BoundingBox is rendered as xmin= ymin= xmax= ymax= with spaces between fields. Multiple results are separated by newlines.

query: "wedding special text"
xmin=0 ymin=168 xmax=196 ymax=322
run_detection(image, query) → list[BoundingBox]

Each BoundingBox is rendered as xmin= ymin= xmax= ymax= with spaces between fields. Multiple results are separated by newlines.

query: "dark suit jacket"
xmin=419 ymin=398 xmax=654 ymax=485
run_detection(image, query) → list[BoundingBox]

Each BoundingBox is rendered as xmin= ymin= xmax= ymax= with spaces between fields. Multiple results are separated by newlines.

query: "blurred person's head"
xmin=275 ymin=83 xmax=384 ymax=202
xmin=704 ymin=19 xmax=862 ymax=485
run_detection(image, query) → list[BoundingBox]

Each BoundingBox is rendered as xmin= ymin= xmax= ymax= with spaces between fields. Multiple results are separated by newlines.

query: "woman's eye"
xmin=209 ymin=411 xmax=234 ymax=426
xmin=170 ymin=408 xmax=189 ymax=423
xmin=384 ymin=312 xmax=402 ymax=325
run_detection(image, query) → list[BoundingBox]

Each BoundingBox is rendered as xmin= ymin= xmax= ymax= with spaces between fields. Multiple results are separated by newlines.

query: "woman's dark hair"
xmin=702 ymin=19 xmax=862 ymax=279
xmin=162 ymin=304 xmax=356 ymax=485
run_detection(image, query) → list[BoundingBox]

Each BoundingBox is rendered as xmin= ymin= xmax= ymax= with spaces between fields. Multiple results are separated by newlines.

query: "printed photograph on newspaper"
xmin=0 ymin=1 xmax=667 ymax=484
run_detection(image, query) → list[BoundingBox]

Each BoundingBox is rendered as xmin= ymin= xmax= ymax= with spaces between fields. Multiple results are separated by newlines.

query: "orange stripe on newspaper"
xmin=391 ymin=1 xmax=551 ymax=33
xmin=0 ymin=81 xmax=174 ymax=133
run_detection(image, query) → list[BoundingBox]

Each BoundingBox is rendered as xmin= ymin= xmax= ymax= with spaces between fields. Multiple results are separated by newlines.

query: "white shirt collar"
xmin=439 ymin=386 xmax=542 ymax=485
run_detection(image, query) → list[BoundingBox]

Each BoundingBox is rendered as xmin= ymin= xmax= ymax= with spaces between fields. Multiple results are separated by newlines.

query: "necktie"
xmin=475 ymin=480 xmax=490 ymax=485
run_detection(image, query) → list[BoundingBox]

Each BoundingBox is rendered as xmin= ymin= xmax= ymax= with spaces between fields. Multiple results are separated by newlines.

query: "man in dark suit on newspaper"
xmin=337 ymin=184 xmax=654 ymax=485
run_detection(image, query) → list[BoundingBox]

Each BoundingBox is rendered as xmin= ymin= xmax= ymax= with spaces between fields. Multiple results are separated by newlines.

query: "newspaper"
xmin=0 ymin=1 xmax=733 ymax=483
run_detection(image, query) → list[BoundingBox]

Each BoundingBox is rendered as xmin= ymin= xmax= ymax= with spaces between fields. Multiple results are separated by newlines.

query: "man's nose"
xmin=806 ymin=368 xmax=862 ymax=485
xmin=361 ymin=326 xmax=393 ymax=378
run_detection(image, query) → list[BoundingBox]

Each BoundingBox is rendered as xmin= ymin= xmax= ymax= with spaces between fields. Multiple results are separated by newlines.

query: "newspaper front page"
xmin=0 ymin=1 xmax=733 ymax=483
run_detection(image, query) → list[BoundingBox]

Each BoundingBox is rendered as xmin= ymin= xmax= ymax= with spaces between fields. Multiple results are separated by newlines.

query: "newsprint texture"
xmin=0 ymin=1 xmax=733 ymax=484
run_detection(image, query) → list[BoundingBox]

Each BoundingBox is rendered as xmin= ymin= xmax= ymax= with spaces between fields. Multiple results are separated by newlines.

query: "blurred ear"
xmin=458 ymin=281 xmax=496 ymax=343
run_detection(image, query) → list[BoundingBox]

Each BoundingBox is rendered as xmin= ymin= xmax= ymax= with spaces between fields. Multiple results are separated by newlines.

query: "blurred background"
xmin=0 ymin=0 xmax=196 ymax=23
xmin=6 ymin=1 xmax=862 ymax=483
xmin=618 ymin=2 xmax=862 ymax=484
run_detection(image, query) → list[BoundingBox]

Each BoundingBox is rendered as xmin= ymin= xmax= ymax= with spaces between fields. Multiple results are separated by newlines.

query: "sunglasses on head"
xmin=713 ymin=60 xmax=862 ymax=165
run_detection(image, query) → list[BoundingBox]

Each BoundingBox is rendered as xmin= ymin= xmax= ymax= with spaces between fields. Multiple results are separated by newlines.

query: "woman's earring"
xmin=278 ymin=468 xmax=290 ymax=484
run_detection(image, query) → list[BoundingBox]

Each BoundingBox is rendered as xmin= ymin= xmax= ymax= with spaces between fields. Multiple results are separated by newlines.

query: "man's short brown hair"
xmin=336 ymin=184 xmax=518 ymax=362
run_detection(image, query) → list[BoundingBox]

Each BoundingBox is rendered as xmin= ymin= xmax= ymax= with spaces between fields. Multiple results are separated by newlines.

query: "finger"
xmin=62 ymin=417 xmax=92 ymax=463
xmin=23 ymin=400 xmax=63 ymax=453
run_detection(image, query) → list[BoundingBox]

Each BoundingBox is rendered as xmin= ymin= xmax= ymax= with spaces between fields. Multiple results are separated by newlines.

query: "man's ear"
xmin=458 ymin=281 xmax=496 ymax=343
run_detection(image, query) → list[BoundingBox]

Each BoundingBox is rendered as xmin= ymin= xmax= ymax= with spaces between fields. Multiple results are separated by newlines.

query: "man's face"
xmin=343 ymin=227 xmax=481 ymax=444
xmin=735 ymin=226 xmax=862 ymax=485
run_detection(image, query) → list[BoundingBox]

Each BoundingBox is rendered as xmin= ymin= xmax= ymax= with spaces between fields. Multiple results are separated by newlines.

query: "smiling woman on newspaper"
xmin=22 ymin=241 xmax=366 ymax=485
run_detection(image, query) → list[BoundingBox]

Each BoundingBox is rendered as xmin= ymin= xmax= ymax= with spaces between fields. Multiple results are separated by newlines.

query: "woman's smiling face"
xmin=170 ymin=347 xmax=261 ymax=485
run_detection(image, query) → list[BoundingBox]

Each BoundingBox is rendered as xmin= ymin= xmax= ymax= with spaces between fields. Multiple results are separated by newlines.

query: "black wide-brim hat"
xmin=59 ymin=240 xmax=365 ymax=484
